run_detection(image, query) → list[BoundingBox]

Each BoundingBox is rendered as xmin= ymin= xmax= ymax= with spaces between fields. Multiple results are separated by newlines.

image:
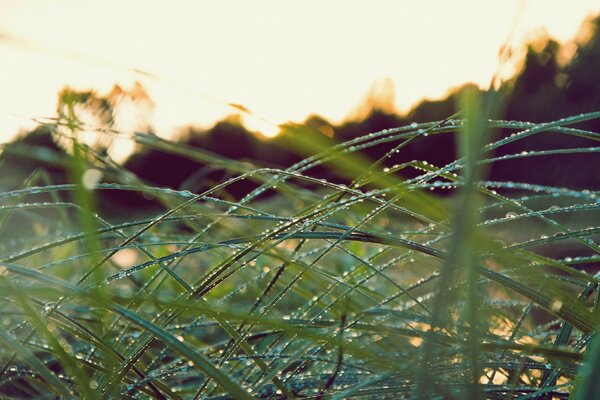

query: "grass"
xmin=1 ymin=91 xmax=600 ymax=399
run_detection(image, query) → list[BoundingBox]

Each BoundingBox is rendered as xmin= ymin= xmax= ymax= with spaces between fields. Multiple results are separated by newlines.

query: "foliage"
xmin=1 ymin=84 xmax=600 ymax=399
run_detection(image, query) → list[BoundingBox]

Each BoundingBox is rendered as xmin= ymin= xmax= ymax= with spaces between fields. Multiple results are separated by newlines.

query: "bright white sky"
xmin=1 ymin=0 xmax=599 ymax=144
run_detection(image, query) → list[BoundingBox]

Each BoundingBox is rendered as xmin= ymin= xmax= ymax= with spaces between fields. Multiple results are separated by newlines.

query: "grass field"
xmin=1 ymin=90 xmax=600 ymax=399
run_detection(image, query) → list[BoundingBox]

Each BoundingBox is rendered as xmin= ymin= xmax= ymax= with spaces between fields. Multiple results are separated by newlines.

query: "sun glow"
xmin=0 ymin=0 xmax=599 ymax=145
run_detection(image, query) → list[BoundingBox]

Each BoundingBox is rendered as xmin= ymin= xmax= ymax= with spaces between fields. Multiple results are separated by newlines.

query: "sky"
xmin=1 ymin=0 xmax=600 ymax=148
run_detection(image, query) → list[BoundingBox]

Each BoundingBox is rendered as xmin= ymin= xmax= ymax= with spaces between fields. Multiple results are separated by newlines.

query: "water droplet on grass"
xmin=82 ymin=169 xmax=102 ymax=190
xmin=551 ymin=300 xmax=563 ymax=312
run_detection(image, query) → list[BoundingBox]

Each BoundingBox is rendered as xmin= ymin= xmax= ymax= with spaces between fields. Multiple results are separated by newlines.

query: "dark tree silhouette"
xmin=3 ymin=14 xmax=600 ymax=213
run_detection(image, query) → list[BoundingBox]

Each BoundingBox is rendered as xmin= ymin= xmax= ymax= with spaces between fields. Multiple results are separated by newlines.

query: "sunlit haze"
xmin=1 ymin=0 xmax=599 ymax=148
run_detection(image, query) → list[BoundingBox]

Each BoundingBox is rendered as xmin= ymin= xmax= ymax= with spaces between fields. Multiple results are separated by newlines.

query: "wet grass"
xmin=1 ymin=94 xmax=600 ymax=399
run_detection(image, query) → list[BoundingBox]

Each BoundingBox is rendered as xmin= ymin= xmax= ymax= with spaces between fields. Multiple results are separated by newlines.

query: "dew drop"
xmin=550 ymin=300 xmax=563 ymax=312
xmin=82 ymin=169 xmax=103 ymax=191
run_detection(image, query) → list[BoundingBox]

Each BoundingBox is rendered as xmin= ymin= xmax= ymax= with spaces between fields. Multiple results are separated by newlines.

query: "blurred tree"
xmin=3 ymin=14 xmax=600 ymax=213
xmin=563 ymin=16 xmax=600 ymax=116
xmin=0 ymin=125 xmax=69 ymax=189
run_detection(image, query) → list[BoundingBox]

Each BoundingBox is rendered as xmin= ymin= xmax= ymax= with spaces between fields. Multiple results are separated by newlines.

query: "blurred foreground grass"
xmin=1 ymin=92 xmax=600 ymax=399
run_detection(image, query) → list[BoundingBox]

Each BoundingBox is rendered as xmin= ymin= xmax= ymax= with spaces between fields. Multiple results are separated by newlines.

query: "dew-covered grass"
xmin=1 ymin=93 xmax=600 ymax=399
